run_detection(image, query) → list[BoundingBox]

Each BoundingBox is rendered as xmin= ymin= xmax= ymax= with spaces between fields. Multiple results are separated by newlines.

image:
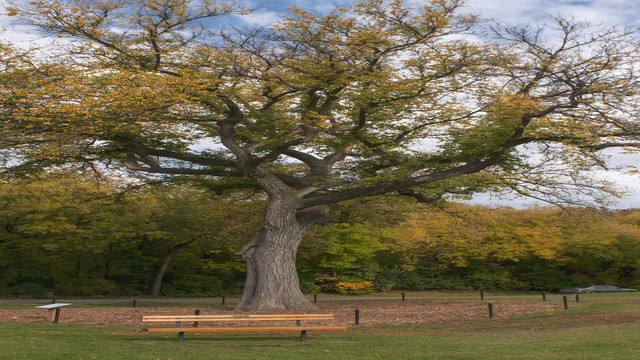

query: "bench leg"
xmin=178 ymin=332 xmax=184 ymax=343
xmin=300 ymin=330 xmax=307 ymax=342
xmin=47 ymin=308 xmax=61 ymax=324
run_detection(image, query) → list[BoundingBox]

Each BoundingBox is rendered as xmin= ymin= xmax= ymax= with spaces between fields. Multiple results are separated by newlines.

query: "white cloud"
xmin=234 ymin=9 xmax=283 ymax=26
xmin=465 ymin=0 xmax=640 ymax=26
xmin=290 ymin=0 xmax=353 ymax=12
xmin=0 ymin=6 xmax=68 ymax=50
xmin=1 ymin=11 xmax=36 ymax=43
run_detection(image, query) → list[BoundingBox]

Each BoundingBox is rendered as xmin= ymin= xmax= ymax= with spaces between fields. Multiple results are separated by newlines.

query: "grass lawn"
xmin=1 ymin=293 xmax=639 ymax=359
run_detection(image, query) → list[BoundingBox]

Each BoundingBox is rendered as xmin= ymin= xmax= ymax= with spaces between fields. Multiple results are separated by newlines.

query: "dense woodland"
xmin=1 ymin=175 xmax=639 ymax=298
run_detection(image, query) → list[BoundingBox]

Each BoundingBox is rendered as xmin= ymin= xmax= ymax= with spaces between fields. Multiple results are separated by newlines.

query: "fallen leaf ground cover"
xmin=0 ymin=297 xmax=564 ymax=327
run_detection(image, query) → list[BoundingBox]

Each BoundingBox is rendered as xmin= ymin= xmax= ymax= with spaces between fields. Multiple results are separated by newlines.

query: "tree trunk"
xmin=150 ymin=250 xmax=175 ymax=296
xmin=235 ymin=200 xmax=321 ymax=311
xmin=150 ymin=239 xmax=198 ymax=296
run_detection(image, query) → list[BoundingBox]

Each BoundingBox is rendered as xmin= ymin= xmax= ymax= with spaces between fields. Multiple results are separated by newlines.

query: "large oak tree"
xmin=3 ymin=0 xmax=640 ymax=310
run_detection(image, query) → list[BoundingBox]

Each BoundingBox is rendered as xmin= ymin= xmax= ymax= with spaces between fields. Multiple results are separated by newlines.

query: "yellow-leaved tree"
xmin=3 ymin=0 xmax=640 ymax=310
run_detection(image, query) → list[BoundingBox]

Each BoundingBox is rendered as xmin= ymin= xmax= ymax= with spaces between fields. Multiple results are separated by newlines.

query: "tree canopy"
xmin=2 ymin=0 xmax=640 ymax=310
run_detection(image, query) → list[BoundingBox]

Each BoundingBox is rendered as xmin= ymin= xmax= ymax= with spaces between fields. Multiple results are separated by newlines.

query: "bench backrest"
xmin=141 ymin=314 xmax=334 ymax=323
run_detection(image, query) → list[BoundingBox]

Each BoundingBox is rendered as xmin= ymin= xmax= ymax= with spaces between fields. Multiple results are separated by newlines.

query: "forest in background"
xmin=2 ymin=174 xmax=639 ymax=298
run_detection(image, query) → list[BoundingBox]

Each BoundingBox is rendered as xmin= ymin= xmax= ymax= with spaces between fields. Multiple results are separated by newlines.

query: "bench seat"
xmin=145 ymin=326 xmax=347 ymax=333
xmin=141 ymin=313 xmax=346 ymax=342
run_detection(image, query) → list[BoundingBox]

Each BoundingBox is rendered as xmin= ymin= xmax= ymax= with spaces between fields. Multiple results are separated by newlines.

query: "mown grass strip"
xmin=2 ymin=298 xmax=640 ymax=360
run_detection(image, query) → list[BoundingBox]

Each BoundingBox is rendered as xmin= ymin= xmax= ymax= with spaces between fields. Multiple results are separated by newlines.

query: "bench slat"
xmin=246 ymin=314 xmax=332 ymax=318
xmin=141 ymin=315 xmax=334 ymax=322
xmin=142 ymin=314 xmax=332 ymax=319
xmin=142 ymin=315 xmax=234 ymax=319
xmin=143 ymin=317 xmax=333 ymax=322
xmin=145 ymin=326 xmax=347 ymax=333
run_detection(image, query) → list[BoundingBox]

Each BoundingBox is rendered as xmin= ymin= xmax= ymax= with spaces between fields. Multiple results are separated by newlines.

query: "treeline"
xmin=1 ymin=176 xmax=639 ymax=298
xmin=301 ymin=200 xmax=640 ymax=294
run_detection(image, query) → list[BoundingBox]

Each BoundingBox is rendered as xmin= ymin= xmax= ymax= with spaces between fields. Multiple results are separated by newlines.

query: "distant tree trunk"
xmin=235 ymin=198 xmax=329 ymax=311
xmin=150 ymin=239 xmax=197 ymax=296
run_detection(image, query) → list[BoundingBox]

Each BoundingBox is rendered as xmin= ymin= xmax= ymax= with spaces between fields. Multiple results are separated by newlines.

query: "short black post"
xmin=53 ymin=308 xmax=61 ymax=324
xmin=575 ymin=293 xmax=580 ymax=303
xmin=314 ymin=293 xmax=317 ymax=303
xmin=355 ymin=309 xmax=360 ymax=325
xmin=222 ymin=296 xmax=225 ymax=305
xmin=132 ymin=299 xmax=137 ymax=308
xmin=563 ymin=296 xmax=568 ymax=310
xmin=175 ymin=321 xmax=183 ymax=342
xmin=488 ymin=303 xmax=494 ymax=319
xmin=542 ymin=291 xmax=547 ymax=301
xmin=52 ymin=299 xmax=56 ymax=304
xmin=481 ymin=291 xmax=484 ymax=300
xmin=194 ymin=309 xmax=200 ymax=328
xmin=402 ymin=292 xmax=405 ymax=302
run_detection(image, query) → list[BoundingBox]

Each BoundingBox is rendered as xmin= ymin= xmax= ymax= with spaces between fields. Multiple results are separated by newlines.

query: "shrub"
xmin=467 ymin=270 xmax=525 ymax=290
xmin=2 ymin=282 xmax=54 ymax=298
xmin=513 ymin=265 xmax=572 ymax=291
xmin=53 ymin=278 xmax=121 ymax=297
xmin=299 ymin=278 xmax=320 ymax=294
xmin=315 ymin=274 xmax=340 ymax=293
xmin=394 ymin=272 xmax=470 ymax=291
xmin=335 ymin=281 xmax=375 ymax=295
xmin=161 ymin=274 xmax=232 ymax=297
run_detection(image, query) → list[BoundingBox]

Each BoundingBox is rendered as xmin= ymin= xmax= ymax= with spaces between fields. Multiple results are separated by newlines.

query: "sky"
xmin=239 ymin=0 xmax=640 ymax=209
xmin=239 ymin=0 xmax=640 ymax=27
xmin=1 ymin=0 xmax=639 ymax=208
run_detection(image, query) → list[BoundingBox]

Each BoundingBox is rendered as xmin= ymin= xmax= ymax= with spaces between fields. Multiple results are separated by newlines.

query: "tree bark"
xmin=235 ymin=200 xmax=321 ymax=311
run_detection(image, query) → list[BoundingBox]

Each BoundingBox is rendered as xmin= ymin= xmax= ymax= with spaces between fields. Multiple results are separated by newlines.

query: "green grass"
xmin=2 ymin=293 xmax=640 ymax=359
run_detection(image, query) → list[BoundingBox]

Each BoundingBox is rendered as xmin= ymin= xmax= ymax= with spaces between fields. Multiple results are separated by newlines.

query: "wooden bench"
xmin=141 ymin=313 xmax=346 ymax=342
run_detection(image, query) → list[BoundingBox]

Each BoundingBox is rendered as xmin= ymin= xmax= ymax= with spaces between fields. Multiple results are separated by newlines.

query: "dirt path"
xmin=0 ymin=299 xmax=565 ymax=326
